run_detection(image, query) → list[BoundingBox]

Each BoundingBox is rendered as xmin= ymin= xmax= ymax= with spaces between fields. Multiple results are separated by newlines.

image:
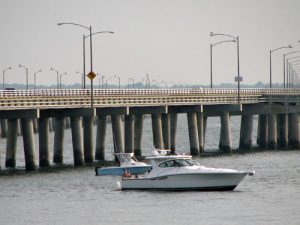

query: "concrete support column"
xmin=289 ymin=113 xmax=300 ymax=149
xmin=38 ymin=117 xmax=50 ymax=167
xmin=33 ymin=118 xmax=38 ymax=133
xmin=48 ymin=118 xmax=54 ymax=132
xmin=151 ymin=113 xmax=164 ymax=149
xmin=65 ymin=117 xmax=71 ymax=129
xmin=124 ymin=114 xmax=135 ymax=153
xmin=196 ymin=112 xmax=204 ymax=153
xmin=53 ymin=117 xmax=65 ymax=164
xmin=17 ymin=119 xmax=22 ymax=136
xmin=278 ymin=114 xmax=288 ymax=148
xmin=134 ymin=114 xmax=144 ymax=156
xmin=268 ymin=114 xmax=277 ymax=149
xmin=239 ymin=115 xmax=253 ymax=150
xmin=187 ymin=112 xmax=200 ymax=156
xmin=257 ymin=114 xmax=268 ymax=148
xmin=219 ymin=112 xmax=232 ymax=152
xmin=95 ymin=115 xmax=107 ymax=160
xmin=162 ymin=113 xmax=171 ymax=149
xmin=111 ymin=115 xmax=124 ymax=153
xmin=83 ymin=116 xmax=94 ymax=163
xmin=70 ymin=117 xmax=84 ymax=166
xmin=5 ymin=119 xmax=18 ymax=168
xmin=21 ymin=118 xmax=36 ymax=171
xmin=1 ymin=119 xmax=8 ymax=138
xmin=170 ymin=113 xmax=178 ymax=153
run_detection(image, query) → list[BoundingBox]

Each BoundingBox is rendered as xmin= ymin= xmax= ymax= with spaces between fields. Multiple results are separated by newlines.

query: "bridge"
xmin=0 ymin=88 xmax=299 ymax=170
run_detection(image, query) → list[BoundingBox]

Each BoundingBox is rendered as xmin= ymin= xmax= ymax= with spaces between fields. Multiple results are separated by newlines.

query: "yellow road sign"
xmin=87 ymin=71 xmax=96 ymax=80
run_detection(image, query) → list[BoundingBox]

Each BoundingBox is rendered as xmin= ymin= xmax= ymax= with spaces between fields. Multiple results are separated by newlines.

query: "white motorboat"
xmin=96 ymin=150 xmax=255 ymax=191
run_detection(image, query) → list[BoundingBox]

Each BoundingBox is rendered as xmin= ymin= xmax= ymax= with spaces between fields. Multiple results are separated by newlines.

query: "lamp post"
xmin=128 ymin=78 xmax=134 ymax=89
xmin=113 ymin=75 xmax=121 ymax=89
xmin=210 ymin=39 xmax=236 ymax=89
xmin=57 ymin=22 xmax=114 ymax=108
xmin=270 ymin=45 xmax=292 ymax=88
xmin=2 ymin=67 xmax=12 ymax=90
xmin=210 ymin=32 xmax=241 ymax=104
xmin=283 ymin=51 xmax=300 ymax=88
xmin=82 ymin=31 xmax=114 ymax=89
xmin=75 ymin=71 xmax=84 ymax=88
xmin=286 ymin=56 xmax=300 ymax=88
xmin=289 ymin=61 xmax=300 ymax=87
xmin=59 ymin=72 xmax=67 ymax=89
xmin=33 ymin=70 xmax=42 ymax=90
xmin=50 ymin=67 xmax=59 ymax=89
xmin=19 ymin=64 xmax=29 ymax=89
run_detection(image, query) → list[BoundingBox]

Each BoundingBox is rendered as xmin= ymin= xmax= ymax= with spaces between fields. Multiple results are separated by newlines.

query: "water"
xmin=0 ymin=115 xmax=300 ymax=225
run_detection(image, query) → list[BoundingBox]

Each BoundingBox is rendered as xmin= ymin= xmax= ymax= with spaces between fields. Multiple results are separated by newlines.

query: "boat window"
xmin=159 ymin=160 xmax=178 ymax=167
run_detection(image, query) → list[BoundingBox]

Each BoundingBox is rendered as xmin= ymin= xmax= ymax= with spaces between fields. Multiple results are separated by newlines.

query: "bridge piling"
xmin=111 ymin=115 xmax=124 ymax=153
xmin=83 ymin=116 xmax=94 ymax=163
xmin=1 ymin=119 xmax=8 ymax=138
xmin=125 ymin=114 xmax=135 ymax=153
xmin=170 ymin=113 xmax=178 ymax=153
xmin=151 ymin=113 xmax=164 ymax=149
xmin=33 ymin=118 xmax=38 ymax=133
xmin=278 ymin=114 xmax=288 ymax=148
xmin=187 ymin=112 xmax=200 ymax=156
xmin=268 ymin=114 xmax=277 ymax=149
xmin=219 ymin=112 xmax=232 ymax=152
xmin=38 ymin=117 xmax=50 ymax=167
xmin=239 ymin=115 xmax=253 ymax=150
xmin=70 ymin=117 xmax=84 ymax=166
xmin=21 ymin=118 xmax=36 ymax=171
xmin=162 ymin=113 xmax=171 ymax=150
xmin=288 ymin=113 xmax=300 ymax=149
xmin=5 ymin=119 xmax=18 ymax=168
xmin=257 ymin=114 xmax=268 ymax=148
xmin=53 ymin=117 xmax=65 ymax=164
xmin=95 ymin=115 xmax=107 ymax=160
xmin=134 ymin=114 xmax=144 ymax=156
xmin=196 ymin=112 xmax=204 ymax=153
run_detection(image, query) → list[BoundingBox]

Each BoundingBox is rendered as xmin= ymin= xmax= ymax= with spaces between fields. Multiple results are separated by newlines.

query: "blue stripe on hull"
xmin=95 ymin=166 xmax=152 ymax=176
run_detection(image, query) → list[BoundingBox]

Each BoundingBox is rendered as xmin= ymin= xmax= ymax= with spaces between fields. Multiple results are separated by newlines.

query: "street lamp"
xmin=283 ymin=51 xmax=300 ymax=88
xmin=270 ymin=45 xmax=292 ymax=88
xmin=289 ymin=61 xmax=300 ymax=87
xmin=75 ymin=71 xmax=84 ymax=88
xmin=286 ymin=56 xmax=300 ymax=88
xmin=19 ymin=64 xmax=29 ymax=89
xmin=50 ymin=67 xmax=59 ymax=89
xmin=114 ymin=75 xmax=121 ymax=89
xmin=59 ymin=72 xmax=67 ymax=89
xmin=33 ymin=70 xmax=42 ymax=90
xmin=97 ymin=73 xmax=106 ymax=89
xmin=210 ymin=32 xmax=241 ymax=104
xmin=58 ymin=22 xmax=113 ymax=108
xmin=2 ymin=67 xmax=12 ymax=90
xmin=128 ymin=78 xmax=134 ymax=89
xmin=210 ymin=39 xmax=236 ymax=89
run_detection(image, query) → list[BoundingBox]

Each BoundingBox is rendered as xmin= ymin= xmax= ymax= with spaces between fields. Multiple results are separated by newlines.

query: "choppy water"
xmin=0 ymin=115 xmax=300 ymax=225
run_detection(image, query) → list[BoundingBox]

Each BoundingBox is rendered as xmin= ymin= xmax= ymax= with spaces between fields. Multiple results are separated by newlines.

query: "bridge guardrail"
xmin=0 ymin=88 xmax=298 ymax=110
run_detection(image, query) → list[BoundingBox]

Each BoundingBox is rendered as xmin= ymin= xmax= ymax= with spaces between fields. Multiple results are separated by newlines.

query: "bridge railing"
xmin=1 ymin=88 xmax=300 ymax=97
xmin=0 ymin=88 xmax=299 ymax=110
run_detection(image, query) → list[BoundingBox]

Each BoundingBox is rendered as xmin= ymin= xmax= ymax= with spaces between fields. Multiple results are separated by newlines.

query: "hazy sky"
xmin=0 ymin=0 xmax=300 ymax=87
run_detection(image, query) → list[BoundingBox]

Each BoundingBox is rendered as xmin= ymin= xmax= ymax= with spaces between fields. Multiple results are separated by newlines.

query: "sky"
xmin=0 ymin=0 xmax=300 ymax=87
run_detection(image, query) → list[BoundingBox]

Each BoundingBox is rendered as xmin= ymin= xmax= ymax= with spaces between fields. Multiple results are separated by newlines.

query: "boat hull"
xmin=121 ymin=172 xmax=248 ymax=191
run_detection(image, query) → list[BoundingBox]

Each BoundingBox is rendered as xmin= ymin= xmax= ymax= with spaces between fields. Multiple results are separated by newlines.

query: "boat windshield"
xmin=159 ymin=159 xmax=199 ymax=167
